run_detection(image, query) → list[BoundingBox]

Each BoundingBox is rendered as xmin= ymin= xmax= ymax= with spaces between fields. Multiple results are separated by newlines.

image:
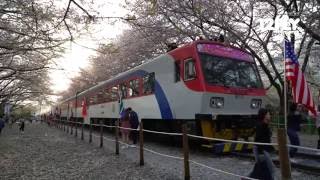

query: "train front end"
xmin=195 ymin=42 xmax=266 ymax=140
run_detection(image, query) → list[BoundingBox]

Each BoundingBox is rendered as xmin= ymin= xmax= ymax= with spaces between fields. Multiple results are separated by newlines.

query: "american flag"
xmin=285 ymin=40 xmax=316 ymax=115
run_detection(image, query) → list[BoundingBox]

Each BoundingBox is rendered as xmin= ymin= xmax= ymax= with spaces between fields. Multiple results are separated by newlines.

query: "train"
xmin=52 ymin=39 xmax=266 ymax=142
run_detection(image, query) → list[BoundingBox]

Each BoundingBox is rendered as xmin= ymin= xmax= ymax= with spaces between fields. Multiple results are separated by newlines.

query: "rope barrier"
xmin=187 ymin=134 xmax=278 ymax=146
xmin=50 ymin=123 xmax=266 ymax=179
xmin=55 ymin=121 xmax=320 ymax=180
xmin=270 ymin=123 xmax=316 ymax=127
xmin=102 ymin=124 xmax=116 ymax=128
xmin=143 ymin=129 xmax=182 ymax=136
xmin=189 ymin=160 xmax=258 ymax=180
xmin=287 ymin=144 xmax=320 ymax=152
xmin=94 ymin=131 xmax=253 ymax=180
xmin=118 ymin=126 xmax=138 ymax=131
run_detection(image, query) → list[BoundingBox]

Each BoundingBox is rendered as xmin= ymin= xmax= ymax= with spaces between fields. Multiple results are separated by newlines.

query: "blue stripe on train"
xmin=115 ymin=70 xmax=173 ymax=120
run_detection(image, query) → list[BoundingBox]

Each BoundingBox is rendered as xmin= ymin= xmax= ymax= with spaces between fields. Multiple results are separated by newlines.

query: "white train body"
xmin=55 ymin=40 xmax=266 ymax=138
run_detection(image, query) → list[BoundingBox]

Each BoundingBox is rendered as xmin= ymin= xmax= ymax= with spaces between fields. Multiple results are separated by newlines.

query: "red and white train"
xmin=55 ymin=40 xmax=266 ymax=140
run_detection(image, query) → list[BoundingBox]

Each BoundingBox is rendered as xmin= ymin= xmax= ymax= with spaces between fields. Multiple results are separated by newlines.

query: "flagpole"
xmin=283 ymin=33 xmax=288 ymax=130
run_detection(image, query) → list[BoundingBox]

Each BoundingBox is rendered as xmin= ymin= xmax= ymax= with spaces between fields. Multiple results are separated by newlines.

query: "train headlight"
xmin=210 ymin=97 xmax=224 ymax=108
xmin=251 ymin=99 xmax=262 ymax=109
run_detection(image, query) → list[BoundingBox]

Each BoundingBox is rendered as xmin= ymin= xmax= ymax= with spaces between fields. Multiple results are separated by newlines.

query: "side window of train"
xmin=97 ymin=90 xmax=104 ymax=103
xmin=120 ymin=83 xmax=127 ymax=98
xmin=93 ymin=93 xmax=98 ymax=104
xmin=174 ymin=61 xmax=181 ymax=82
xmin=104 ymin=88 xmax=111 ymax=102
xmin=128 ymin=79 xmax=139 ymax=97
xmin=111 ymin=86 xmax=118 ymax=100
xmin=184 ymin=58 xmax=196 ymax=81
xmin=89 ymin=95 xmax=94 ymax=105
xmin=143 ymin=72 xmax=155 ymax=94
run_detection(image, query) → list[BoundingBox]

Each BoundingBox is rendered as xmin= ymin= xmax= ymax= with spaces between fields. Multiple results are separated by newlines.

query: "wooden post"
xmin=139 ymin=122 xmax=144 ymax=166
xmin=71 ymin=121 xmax=73 ymax=135
xmin=89 ymin=120 xmax=92 ymax=143
xmin=277 ymin=128 xmax=292 ymax=180
xmin=67 ymin=120 xmax=69 ymax=133
xmin=182 ymin=123 xmax=190 ymax=180
xmin=115 ymin=119 xmax=119 ymax=155
xmin=81 ymin=120 xmax=84 ymax=140
xmin=100 ymin=120 xmax=103 ymax=148
xmin=75 ymin=119 xmax=78 ymax=137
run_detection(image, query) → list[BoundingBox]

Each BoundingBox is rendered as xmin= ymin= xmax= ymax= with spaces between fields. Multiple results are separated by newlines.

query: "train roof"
xmin=169 ymin=40 xmax=252 ymax=56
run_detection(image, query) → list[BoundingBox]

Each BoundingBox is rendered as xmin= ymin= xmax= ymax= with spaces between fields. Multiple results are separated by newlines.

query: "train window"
xmin=111 ymin=86 xmax=118 ymax=100
xmin=93 ymin=94 xmax=98 ymax=103
xmin=184 ymin=59 xmax=196 ymax=81
xmin=89 ymin=96 xmax=94 ymax=104
xmin=143 ymin=72 xmax=155 ymax=94
xmin=120 ymin=83 xmax=127 ymax=98
xmin=128 ymin=79 xmax=139 ymax=97
xmin=104 ymin=88 xmax=111 ymax=102
xmin=199 ymin=54 xmax=263 ymax=88
xmin=174 ymin=61 xmax=181 ymax=82
xmin=97 ymin=90 xmax=104 ymax=102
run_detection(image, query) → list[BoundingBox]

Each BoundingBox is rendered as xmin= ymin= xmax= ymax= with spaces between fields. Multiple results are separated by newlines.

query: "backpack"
xmin=129 ymin=111 xmax=139 ymax=129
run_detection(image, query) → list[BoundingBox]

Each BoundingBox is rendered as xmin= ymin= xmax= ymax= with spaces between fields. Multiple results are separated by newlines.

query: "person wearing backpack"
xmin=128 ymin=107 xmax=139 ymax=145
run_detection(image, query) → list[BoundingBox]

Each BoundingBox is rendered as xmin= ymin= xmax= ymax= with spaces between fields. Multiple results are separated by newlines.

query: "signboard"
xmin=197 ymin=43 xmax=254 ymax=62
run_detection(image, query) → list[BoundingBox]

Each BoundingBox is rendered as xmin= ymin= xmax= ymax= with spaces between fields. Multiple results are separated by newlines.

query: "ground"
xmin=0 ymin=122 xmax=319 ymax=180
xmin=0 ymin=122 xmax=172 ymax=180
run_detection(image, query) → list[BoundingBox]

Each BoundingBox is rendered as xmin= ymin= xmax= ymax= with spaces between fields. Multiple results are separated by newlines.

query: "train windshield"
xmin=199 ymin=53 xmax=262 ymax=88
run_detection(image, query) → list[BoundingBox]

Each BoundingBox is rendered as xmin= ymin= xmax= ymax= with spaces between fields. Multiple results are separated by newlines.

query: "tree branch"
xmin=301 ymin=38 xmax=315 ymax=72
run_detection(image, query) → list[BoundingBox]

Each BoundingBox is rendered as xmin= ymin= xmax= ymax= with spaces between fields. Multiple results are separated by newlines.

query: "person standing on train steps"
xmin=128 ymin=107 xmax=139 ymax=145
xmin=287 ymin=103 xmax=303 ymax=158
xmin=246 ymin=108 xmax=275 ymax=180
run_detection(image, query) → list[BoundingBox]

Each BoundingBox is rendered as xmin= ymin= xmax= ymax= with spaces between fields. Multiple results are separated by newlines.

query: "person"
xmin=0 ymin=115 xmax=5 ymax=135
xmin=316 ymin=105 xmax=320 ymax=149
xmin=287 ymin=103 xmax=303 ymax=157
xmin=120 ymin=108 xmax=131 ymax=148
xmin=19 ymin=120 xmax=25 ymax=133
xmin=246 ymin=108 xmax=275 ymax=180
xmin=128 ymin=107 xmax=139 ymax=145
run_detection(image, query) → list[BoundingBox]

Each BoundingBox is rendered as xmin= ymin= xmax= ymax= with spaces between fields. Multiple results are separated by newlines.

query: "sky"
xmin=49 ymin=0 xmax=128 ymax=94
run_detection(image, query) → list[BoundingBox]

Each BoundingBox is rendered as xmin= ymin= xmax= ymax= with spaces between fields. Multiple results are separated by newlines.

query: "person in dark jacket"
xmin=0 ymin=115 xmax=5 ymax=135
xmin=316 ymin=105 xmax=320 ymax=149
xmin=19 ymin=120 xmax=25 ymax=133
xmin=287 ymin=103 xmax=303 ymax=157
xmin=247 ymin=108 xmax=275 ymax=180
xmin=128 ymin=107 xmax=139 ymax=145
